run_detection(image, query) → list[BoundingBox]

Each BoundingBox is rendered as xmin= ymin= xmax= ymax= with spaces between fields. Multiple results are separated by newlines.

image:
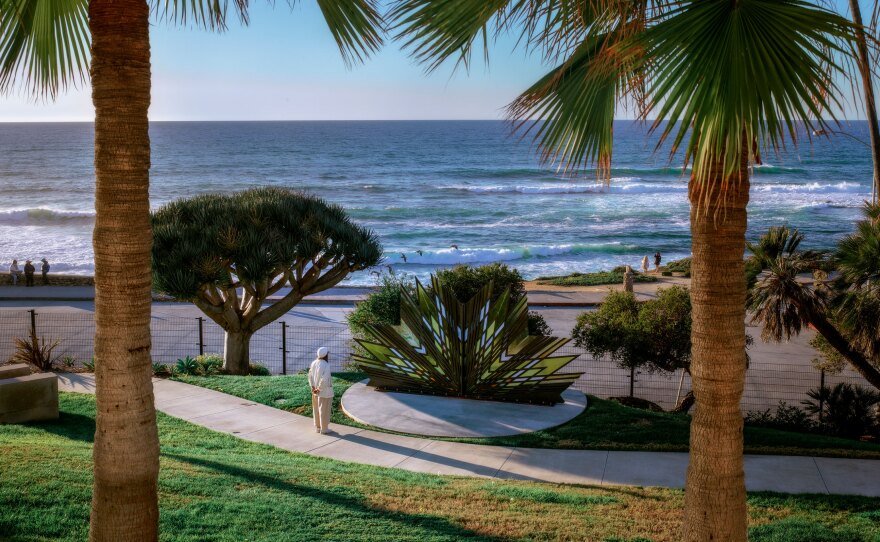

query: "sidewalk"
xmin=0 ymin=285 xmax=641 ymax=307
xmin=57 ymin=373 xmax=880 ymax=496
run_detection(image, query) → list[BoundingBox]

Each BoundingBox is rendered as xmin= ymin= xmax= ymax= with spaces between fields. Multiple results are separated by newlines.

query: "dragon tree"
xmin=152 ymin=187 xmax=382 ymax=374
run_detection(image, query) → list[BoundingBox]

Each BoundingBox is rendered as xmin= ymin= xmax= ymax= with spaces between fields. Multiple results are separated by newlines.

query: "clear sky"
xmin=0 ymin=3 xmax=555 ymax=122
xmin=0 ymin=1 xmax=868 ymax=122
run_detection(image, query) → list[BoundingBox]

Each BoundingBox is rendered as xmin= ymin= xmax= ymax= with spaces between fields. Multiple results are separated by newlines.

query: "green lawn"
xmin=535 ymin=271 xmax=658 ymax=287
xmin=1 ymin=393 xmax=879 ymax=542
xmin=174 ymin=373 xmax=880 ymax=459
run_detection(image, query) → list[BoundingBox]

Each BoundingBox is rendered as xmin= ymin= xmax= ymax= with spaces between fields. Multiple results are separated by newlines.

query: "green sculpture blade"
xmin=353 ymin=276 xmax=583 ymax=405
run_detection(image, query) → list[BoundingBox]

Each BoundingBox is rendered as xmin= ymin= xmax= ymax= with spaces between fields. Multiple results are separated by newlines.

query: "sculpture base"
xmin=340 ymin=381 xmax=587 ymax=438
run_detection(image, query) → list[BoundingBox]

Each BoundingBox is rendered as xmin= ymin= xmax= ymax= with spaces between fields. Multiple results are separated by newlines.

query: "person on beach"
xmin=40 ymin=258 xmax=50 ymax=285
xmin=654 ymin=251 xmax=662 ymax=272
xmin=641 ymin=255 xmax=649 ymax=274
xmin=23 ymin=260 xmax=35 ymax=287
xmin=308 ymin=347 xmax=334 ymax=434
xmin=40 ymin=258 xmax=49 ymax=286
xmin=9 ymin=260 xmax=20 ymax=286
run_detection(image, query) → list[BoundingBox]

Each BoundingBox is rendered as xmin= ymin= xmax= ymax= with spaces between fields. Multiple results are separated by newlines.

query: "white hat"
xmin=316 ymin=347 xmax=329 ymax=359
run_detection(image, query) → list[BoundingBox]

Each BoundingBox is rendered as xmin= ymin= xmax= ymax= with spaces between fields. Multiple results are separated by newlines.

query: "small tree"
xmin=572 ymin=287 xmax=694 ymax=410
xmin=152 ymin=187 xmax=382 ymax=375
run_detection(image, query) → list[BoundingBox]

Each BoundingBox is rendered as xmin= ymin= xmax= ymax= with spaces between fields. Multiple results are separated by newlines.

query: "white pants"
xmin=312 ymin=395 xmax=332 ymax=432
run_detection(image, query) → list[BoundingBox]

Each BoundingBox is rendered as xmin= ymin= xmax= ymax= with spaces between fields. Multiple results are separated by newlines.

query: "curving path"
xmin=57 ymin=373 xmax=880 ymax=496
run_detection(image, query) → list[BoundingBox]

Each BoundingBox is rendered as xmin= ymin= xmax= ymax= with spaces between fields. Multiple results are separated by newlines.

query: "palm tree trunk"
xmin=683 ymin=152 xmax=749 ymax=542
xmin=849 ymin=0 xmax=880 ymax=205
xmin=88 ymin=1 xmax=159 ymax=541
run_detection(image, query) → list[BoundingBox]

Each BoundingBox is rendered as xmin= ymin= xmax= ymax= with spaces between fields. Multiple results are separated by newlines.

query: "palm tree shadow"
xmin=164 ymin=452 xmax=503 ymax=541
xmin=24 ymin=411 xmax=96 ymax=443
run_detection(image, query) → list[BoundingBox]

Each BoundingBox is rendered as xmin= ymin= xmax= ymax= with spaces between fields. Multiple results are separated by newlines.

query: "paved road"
xmin=57 ymin=373 xmax=880 ymax=496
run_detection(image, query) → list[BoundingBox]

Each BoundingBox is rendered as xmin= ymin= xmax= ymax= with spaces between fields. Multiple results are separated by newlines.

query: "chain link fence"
xmin=0 ymin=309 xmax=872 ymax=413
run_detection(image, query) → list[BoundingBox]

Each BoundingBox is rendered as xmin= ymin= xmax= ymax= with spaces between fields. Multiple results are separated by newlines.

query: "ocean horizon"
xmin=0 ymin=120 xmax=873 ymax=285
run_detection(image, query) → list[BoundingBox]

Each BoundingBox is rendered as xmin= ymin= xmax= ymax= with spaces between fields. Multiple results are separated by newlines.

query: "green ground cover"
xmin=2 ymin=393 xmax=879 ymax=542
xmin=174 ymin=374 xmax=880 ymax=459
xmin=535 ymin=271 xmax=658 ymax=287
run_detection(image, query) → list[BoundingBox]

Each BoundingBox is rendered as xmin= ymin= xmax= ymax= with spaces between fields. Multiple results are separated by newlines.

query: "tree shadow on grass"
xmin=23 ymin=410 xmax=95 ymax=443
xmin=164 ymin=452 xmax=504 ymax=541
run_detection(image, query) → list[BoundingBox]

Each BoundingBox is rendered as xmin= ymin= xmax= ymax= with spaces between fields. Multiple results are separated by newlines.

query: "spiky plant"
xmin=353 ymin=277 xmax=582 ymax=405
xmin=11 ymin=329 xmax=60 ymax=372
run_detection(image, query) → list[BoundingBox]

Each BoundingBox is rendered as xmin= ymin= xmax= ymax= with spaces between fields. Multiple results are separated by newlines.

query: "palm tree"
xmin=748 ymin=203 xmax=880 ymax=389
xmin=846 ymin=0 xmax=880 ymax=205
xmin=0 ymin=1 xmax=382 ymax=540
xmin=389 ymin=1 xmax=852 ymax=539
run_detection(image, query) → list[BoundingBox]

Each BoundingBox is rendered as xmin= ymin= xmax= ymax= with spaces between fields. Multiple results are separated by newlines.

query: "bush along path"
xmin=58 ymin=373 xmax=880 ymax=496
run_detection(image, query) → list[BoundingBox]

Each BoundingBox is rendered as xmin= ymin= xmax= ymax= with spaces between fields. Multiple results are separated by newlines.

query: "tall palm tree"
xmin=0 ymin=1 xmax=382 ymax=540
xmin=748 ymin=203 xmax=880 ymax=389
xmin=389 ymin=1 xmax=852 ymax=539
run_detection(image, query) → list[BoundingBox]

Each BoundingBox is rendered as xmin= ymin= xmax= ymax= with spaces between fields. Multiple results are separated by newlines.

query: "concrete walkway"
xmin=57 ymin=373 xmax=880 ymax=496
xmin=0 ymin=284 xmax=651 ymax=307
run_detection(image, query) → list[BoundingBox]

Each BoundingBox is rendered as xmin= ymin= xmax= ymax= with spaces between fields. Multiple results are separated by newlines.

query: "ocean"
xmin=0 ymin=120 xmax=873 ymax=285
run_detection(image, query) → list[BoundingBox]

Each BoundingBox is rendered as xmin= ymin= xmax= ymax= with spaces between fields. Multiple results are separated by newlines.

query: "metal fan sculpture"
xmin=352 ymin=277 xmax=583 ymax=405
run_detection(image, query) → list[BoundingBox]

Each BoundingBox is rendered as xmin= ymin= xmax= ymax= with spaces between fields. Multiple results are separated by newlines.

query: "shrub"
xmin=248 ymin=363 xmax=271 ymax=376
xmin=347 ymin=273 xmax=415 ymax=338
xmin=152 ymin=362 xmax=172 ymax=377
xmin=802 ymin=383 xmax=880 ymax=439
xmin=195 ymin=354 xmax=224 ymax=375
xmin=11 ymin=329 xmax=60 ymax=371
xmin=661 ymin=270 xmax=672 ymax=277
xmin=435 ymin=263 xmax=526 ymax=304
xmin=537 ymin=271 xmax=657 ymax=287
xmin=527 ymin=312 xmax=552 ymax=336
xmin=174 ymin=356 xmax=200 ymax=376
xmin=664 ymin=257 xmax=691 ymax=274
xmin=745 ymin=401 xmax=816 ymax=433
xmin=82 ymin=358 xmax=95 ymax=372
xmin=61 ymin=356 xmax=77 ymax=369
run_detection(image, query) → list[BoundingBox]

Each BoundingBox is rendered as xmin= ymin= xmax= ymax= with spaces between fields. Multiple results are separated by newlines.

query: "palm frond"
xmin=151 ymin=0 xmax=250 ymax=30
xmin=0 ymin=0 xmax=89 ymax=98
xmin=747 ymin=254 xmax=825 ymax=342
xmin=153 ymin=0 xmax=383 ymax=64
xmin=508 ymin=31 xmax=629 ymax=176
xmin=641 ymin=0 xmax=853 ymax=199
xmin=316 ymin=0 xmax=384 ymax=65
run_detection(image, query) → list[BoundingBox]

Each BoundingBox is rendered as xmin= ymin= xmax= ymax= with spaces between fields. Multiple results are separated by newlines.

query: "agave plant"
xmin=11 ymin=329 xmax=60 ymax=372
xmin=353 ymin=276 xmax=582 ymax=405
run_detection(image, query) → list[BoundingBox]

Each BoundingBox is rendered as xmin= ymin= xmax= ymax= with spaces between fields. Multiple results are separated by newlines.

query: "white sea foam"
xmin=0 ymin=208 xmax=95 ymax=226
xmin=443 ymin=178 xmax=692 ymax=195
xmin=753 ymin=181 xmax=863 ymax=193
xmin=385 ymin=243 xmax=628 ymax=265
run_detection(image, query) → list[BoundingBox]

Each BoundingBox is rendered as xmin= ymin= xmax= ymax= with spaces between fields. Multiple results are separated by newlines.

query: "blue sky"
xmin=0 ymin=1 xmax=868 ymax=122
xmin=0 ymin=3 xmax=553 ymax=122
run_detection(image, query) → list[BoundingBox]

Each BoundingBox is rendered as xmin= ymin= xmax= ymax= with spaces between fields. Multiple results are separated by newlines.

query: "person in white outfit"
xmin=308 ymin=347 xmax=334 ymax=434
xmin=9 ymin=260 xmax=20 ymax=286
xmin=641 ymin=255 xmax=649 ymax=274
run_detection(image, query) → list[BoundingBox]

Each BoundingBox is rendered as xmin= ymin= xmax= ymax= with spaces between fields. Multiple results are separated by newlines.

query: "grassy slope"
xmin=535 ymin=271 xmax=658 ymax=287
xmin=1 ymin=393 xmax=879 ymax=542
xmin=173 ymin=374 xmax=880 ymax=459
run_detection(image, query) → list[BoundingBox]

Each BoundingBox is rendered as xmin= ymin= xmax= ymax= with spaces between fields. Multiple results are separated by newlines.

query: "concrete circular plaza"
xmin=340 ymin=381 xmax=588 ymax=438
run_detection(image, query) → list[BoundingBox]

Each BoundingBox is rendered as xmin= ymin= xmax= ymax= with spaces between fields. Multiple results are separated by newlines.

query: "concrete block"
xmin=0 ymin=372 xmax=59 ymax=423
xmin=0 ymin=364 xmax=32 ymax=380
